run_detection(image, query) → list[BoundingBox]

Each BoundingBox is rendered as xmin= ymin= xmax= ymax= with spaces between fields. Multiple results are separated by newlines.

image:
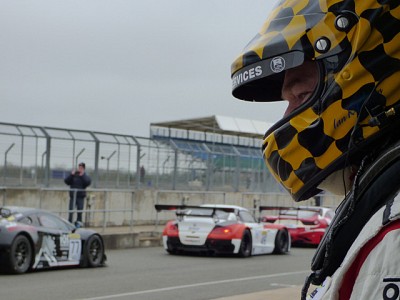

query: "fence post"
xmin=38 ymin=128 xmax=51 ymax=187
xmin=89 ymin=132 xmax=100 ymax=188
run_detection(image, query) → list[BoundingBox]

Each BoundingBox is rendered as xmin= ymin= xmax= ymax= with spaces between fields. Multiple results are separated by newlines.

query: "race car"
xmin=0 ymin=206 xmax=106 ymax=274
xmin=260 ymin=206 xmax=335 ymax=246
xmin=155 ymin=204 xmax=290 ymax=257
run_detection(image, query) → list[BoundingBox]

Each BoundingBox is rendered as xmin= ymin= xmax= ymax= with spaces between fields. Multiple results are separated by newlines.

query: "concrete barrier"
xmin=1 ymin=188 xmax=343 ymax=228
xmin=0 ymin=188 xmax=343 ymax=251
xmin=101 ymin=231 xmax=163 ymax=249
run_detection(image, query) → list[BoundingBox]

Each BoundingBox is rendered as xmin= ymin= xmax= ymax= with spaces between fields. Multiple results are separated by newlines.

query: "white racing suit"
xmin=308 ymin=200 xmax=400 ymax=299
xmin=304 ymin=140 xmax=400 ymax=300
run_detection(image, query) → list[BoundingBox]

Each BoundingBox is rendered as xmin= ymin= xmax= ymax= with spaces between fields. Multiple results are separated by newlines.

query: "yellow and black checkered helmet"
xmin=231 ymin=0 xmax=400 ymax=201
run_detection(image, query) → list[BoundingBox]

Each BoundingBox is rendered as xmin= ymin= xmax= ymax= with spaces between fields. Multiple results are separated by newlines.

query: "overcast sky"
xmin=0 ymin=0 xmax=286 ymax=137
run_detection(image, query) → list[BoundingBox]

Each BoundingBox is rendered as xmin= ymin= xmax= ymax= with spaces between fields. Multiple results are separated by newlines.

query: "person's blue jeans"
xmin=68 ymin=196 xmax=84 ymax=224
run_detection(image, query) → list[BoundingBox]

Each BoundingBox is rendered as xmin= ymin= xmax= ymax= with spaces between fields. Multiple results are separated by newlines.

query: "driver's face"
xmin=281 ymin=61 xmax=319 ymax=117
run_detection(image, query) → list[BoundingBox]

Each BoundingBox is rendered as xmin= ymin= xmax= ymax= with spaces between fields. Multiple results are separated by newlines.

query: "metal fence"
xmin=0 ymin=122 xmax=279 ymax=193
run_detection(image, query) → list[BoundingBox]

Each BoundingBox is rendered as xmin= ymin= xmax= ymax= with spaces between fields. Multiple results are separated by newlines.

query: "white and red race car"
xmin=155 ymin=204 xmax=291 ymax=257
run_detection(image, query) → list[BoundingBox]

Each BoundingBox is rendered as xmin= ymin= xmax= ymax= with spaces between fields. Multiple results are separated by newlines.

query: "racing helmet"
xmin=231 ymin=0 xmax=400 ymax=201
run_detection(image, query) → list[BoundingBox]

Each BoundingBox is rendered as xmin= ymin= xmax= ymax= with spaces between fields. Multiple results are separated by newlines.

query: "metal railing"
xmin=0 ymin=122 xmax=279 ymax=193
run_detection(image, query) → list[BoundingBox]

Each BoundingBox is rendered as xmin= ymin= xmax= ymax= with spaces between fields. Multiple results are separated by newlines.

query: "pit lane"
xmin=1 ymin=246 xmax=315 ymax=300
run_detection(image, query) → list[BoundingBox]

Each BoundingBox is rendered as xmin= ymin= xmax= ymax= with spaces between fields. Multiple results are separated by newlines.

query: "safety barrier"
xmin=0 ymin=187 xmax=343 ymax=232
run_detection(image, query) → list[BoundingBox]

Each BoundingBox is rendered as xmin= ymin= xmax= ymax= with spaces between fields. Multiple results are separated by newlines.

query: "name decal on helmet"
xmin=232 ymin=66 xmax=263 ymax=88
xmin=334 ymin=111 xmax=356 ymax=129
xmin=270 ymin=56 xmax=285 ymax=73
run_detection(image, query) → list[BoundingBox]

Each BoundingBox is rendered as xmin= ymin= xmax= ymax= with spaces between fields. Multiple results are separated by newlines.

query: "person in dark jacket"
xmin=64 ymin=162 xmax=91 ymax=227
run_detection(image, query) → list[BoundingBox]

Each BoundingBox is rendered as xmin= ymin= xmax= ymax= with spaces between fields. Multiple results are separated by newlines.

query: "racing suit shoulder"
xmin=309 ymin=195 xmax=400 ymax=300
xmin=339 ymin=218 xmax=400 ymax=299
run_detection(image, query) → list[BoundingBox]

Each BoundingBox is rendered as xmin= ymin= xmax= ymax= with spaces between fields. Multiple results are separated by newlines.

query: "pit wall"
xmin=0 ymin=188 xmax=343 ymax=227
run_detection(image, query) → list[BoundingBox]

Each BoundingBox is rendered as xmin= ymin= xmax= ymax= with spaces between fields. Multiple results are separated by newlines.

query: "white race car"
xmin=155 ymin=204 xmax=291 ymax=257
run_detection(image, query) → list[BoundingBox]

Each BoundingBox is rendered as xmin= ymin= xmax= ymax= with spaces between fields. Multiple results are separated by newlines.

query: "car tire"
xmin=238 ymin=229 xmax=252 ymax=257
xmin=81 ymin=235 xmax=104 ymax=268
xmin=273 ymin=230 xmax=289 ymax=254
xmin=166 ymin=241 xmax=177 ymax=255
xmin=8 ymin=235 xmax=32 ymax=274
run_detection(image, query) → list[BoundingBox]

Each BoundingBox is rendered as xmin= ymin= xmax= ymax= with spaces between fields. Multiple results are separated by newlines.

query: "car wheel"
xmin=273 ymin=230 xmax=289 ymax=254
xmin=238 ymin=229 xmax=252 ymax=257
xmin=8 ymin=235 xmax=32 ymax=274
xmin=82 ymin=235 xmax=104 ymax=267
xmin=166 ymin=249 xmax=177 ymax=255
xmin=166 ymin=241 xmax=177 ymax=255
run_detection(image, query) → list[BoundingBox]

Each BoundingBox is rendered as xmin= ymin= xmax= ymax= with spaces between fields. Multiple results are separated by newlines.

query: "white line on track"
xmin=270 ymin=283 xmax=299 ymax=288
xmin=78 ymin=270 xmax=309 ymax=300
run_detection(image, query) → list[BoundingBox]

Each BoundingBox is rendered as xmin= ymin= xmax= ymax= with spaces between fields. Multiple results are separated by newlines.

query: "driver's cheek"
xmin=284 ymin=98 xmax=304 ymax=117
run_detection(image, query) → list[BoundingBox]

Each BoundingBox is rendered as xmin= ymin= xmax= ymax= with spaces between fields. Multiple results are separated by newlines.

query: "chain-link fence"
xmin=0 ymin=122 xmax=279 ymax=193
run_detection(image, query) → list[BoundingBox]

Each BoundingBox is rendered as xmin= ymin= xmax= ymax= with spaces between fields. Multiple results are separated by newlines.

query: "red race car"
xmin=260 ymin=206 xmax=335 ymax=246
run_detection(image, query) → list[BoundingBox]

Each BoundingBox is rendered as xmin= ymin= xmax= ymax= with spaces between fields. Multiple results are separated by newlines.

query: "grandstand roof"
xmin=150 ymin=115 xmax=273 ymax=139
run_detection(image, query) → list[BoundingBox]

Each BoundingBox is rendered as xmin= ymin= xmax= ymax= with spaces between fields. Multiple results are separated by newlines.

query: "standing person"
xmin=64 ymin=162 xmax=91 ymax=228
xmin=231 ymin=0 xmax=400 ymax=299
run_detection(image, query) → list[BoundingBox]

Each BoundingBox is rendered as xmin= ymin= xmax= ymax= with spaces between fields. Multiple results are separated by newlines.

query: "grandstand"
xmin=150 ymin=115 xmax=270 ymax=165
xmin=150 ymin=115 xmax=279 ymax=192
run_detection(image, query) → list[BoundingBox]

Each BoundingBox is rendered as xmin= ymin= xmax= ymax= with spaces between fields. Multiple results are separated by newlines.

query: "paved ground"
xmin=94 ymin=225 xmax=303 ymax=300
xmin=213 ymin=286 xmax=301 ymax=300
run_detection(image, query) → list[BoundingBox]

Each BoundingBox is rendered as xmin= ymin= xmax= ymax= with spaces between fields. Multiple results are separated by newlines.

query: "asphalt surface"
xmin=96 ymin=225 xmax=311 ymax=300
xmin=214 ymin=287 xmax=302 ymax=300
xmin=1 ymin=236 xmax=314 ymax=300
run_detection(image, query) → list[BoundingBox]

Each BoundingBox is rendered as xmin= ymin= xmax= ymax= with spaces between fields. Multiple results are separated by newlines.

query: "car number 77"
xmin=68 ymin=238 xmax=82 ymax=261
